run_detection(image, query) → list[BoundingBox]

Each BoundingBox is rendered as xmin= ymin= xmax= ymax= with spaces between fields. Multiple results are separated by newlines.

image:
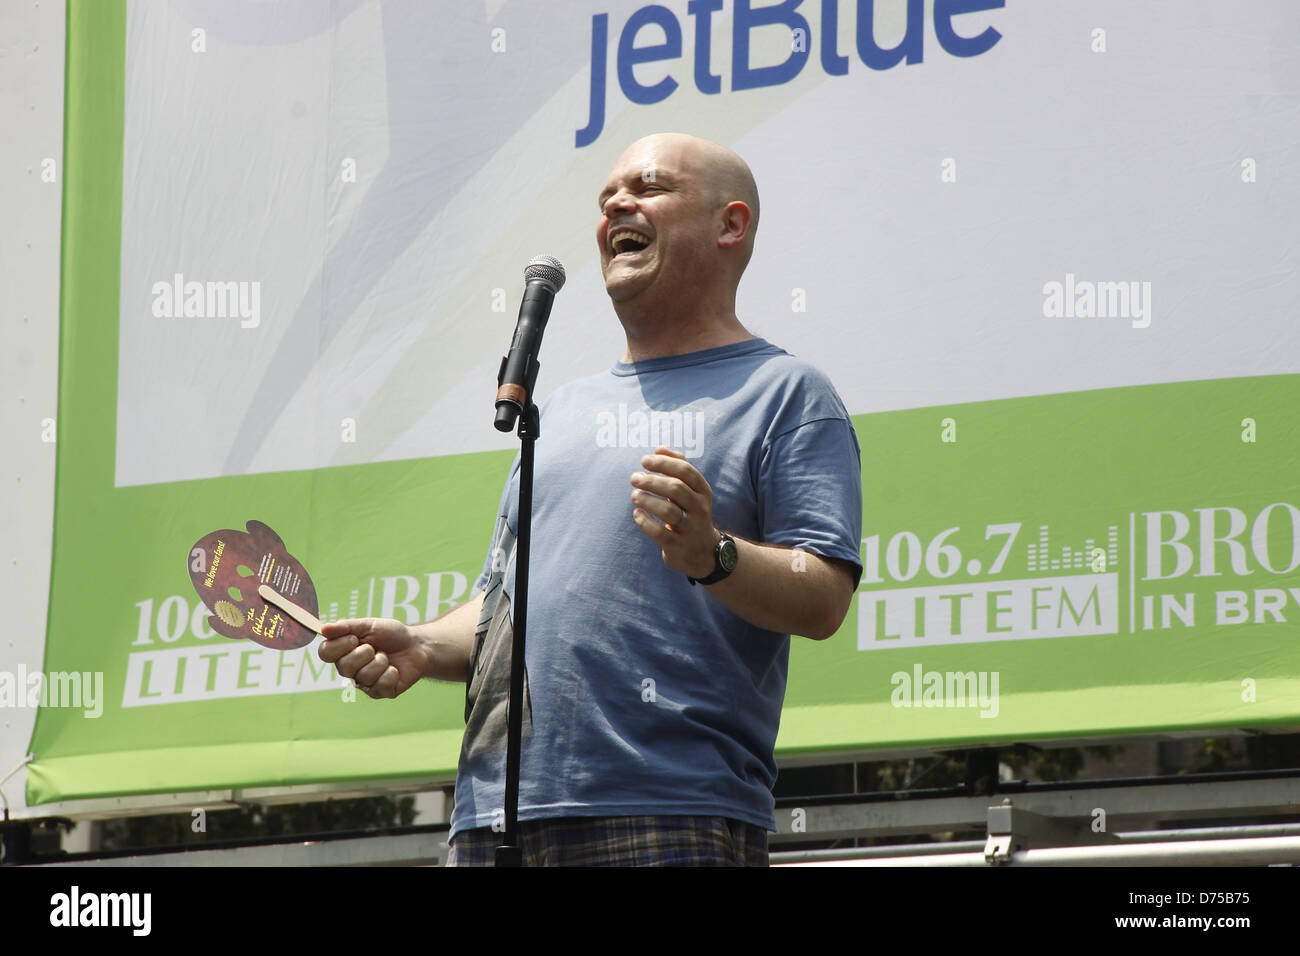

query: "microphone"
xmin=494 ymin=255 xmax=566 ymax=432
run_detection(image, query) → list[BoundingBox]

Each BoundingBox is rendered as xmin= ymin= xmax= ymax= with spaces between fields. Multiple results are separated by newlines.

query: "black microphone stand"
xmin=490 ymin=255 xmax=562 ymax=867
xmin=493 ymin=396 xmax=538 ymax=867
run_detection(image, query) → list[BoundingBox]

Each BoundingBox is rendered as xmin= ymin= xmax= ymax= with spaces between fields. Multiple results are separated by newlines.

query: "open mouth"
xmin=609 ymin=228 xmax=652 ymax=259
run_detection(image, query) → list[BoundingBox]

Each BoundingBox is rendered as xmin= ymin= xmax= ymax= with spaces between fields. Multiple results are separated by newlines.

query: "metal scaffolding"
xmin=7 ymin=767 xmax=1299 ymax=867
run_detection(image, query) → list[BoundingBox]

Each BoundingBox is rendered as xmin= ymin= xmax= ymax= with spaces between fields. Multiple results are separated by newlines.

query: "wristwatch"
xmin=688 ymin=532 xmax=739 ymax=586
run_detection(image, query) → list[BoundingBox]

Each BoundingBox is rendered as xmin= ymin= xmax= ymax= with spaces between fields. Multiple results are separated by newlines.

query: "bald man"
xmin=319 ymin=133 xmax=863 ymax=866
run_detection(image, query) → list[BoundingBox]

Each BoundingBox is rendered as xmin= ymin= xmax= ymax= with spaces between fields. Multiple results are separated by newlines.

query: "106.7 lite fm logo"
xmin=120 ymin=567 xmax=474 ymax=707
xmin=856 ymin=501 xmax=1300 ymax=649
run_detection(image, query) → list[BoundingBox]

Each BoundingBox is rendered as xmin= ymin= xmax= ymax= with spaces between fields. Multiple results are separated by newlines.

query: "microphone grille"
xmin=525 ymin=255 xmax=566 ymax=293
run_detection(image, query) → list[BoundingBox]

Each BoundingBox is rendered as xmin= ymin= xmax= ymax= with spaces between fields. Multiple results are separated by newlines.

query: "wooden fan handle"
xmin=259 ymin=584 xmax=323 ymax=634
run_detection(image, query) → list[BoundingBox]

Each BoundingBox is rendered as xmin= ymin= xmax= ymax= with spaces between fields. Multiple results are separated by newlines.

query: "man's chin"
xmin=603 ymin=270 xmax=650 ymax=303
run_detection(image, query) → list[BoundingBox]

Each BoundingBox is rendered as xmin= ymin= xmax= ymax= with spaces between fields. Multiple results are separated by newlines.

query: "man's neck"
xmin=615 ymin=297 xmax=756 ymax=363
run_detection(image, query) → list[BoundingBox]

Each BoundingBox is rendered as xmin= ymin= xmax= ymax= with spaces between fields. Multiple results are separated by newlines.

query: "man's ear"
xmin=717 ymin=200 xmax=753 ymax=250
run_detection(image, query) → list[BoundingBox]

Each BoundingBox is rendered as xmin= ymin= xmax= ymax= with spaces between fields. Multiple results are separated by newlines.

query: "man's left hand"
xmin=630 ymin=446 xmax=719 ymax=580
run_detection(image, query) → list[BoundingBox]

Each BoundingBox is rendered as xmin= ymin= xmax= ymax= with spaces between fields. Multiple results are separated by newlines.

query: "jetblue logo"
xmin=577 ymin=0 xmax=1005 ymax=148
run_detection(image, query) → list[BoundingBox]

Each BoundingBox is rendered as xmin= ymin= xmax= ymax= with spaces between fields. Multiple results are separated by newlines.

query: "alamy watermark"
xmin=1042 ymin=273 xmax=1151 ymax=328
xmin=49 ymin=886 xmax=151 ymax=935
xmin=595 ymin=403 xmax=706 ymax=457
xmin=890 ymin=664 xmax=999 ymax=718
xmin=151 ymin=273 xmax=261 ymax=328
xmin=0 ymin=666 xmax=103 ymax=718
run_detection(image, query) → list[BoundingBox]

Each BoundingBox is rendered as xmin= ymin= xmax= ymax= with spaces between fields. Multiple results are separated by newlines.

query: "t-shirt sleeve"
xmin=471 ymin=454 xmax=521 ymax=594
xmin=756 ymin=416 xmax=864 ymax=588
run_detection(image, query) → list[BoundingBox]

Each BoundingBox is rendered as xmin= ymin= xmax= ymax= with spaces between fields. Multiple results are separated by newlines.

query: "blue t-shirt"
xmin=449 ymin=337 xmax=862 ymax=838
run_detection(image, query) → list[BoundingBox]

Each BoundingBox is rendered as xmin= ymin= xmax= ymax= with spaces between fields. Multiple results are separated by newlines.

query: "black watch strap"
xmin=688 ymin=533 xmax=738 ymax=586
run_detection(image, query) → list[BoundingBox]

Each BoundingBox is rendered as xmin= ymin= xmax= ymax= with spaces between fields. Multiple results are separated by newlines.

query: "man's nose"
xmin=603 ymin=189 xmax=635 ymax=216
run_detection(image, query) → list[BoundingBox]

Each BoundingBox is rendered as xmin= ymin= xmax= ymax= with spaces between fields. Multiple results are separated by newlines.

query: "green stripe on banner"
xmin=783 ymin=373 xmax=1300 ymax=751
xmin=29 ymin=373 xmax=1299 ymax=803
xmin=26 ymin=456 xmax=514 ymax=805
xmin=26 ymin=0 xmax=129 ymax=802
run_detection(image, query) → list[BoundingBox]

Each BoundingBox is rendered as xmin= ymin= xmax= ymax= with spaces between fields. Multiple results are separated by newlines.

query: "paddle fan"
xmin=187 ymin=520 xmax=322 ymax=650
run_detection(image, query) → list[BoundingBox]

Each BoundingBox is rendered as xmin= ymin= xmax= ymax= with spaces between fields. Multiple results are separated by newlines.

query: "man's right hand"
xmin=319 ymin=618 xmax=429 ymax=699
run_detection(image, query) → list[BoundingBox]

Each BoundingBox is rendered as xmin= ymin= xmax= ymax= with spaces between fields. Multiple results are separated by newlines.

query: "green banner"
xmin=25 ymin=0 xmax=1300 ymax=806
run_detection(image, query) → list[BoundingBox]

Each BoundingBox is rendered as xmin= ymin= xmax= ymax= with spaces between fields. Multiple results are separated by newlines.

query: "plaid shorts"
xmin=445 ymin=815 xmax=769 ymax=867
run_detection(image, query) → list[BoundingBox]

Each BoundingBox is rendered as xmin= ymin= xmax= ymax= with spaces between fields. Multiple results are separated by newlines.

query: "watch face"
xmin=719 ymin=537 xmax=739 ymax=573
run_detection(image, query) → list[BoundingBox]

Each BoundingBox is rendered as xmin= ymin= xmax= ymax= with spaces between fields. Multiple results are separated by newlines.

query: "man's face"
xmin=596 ymin=141 xmax=714 ymax=304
